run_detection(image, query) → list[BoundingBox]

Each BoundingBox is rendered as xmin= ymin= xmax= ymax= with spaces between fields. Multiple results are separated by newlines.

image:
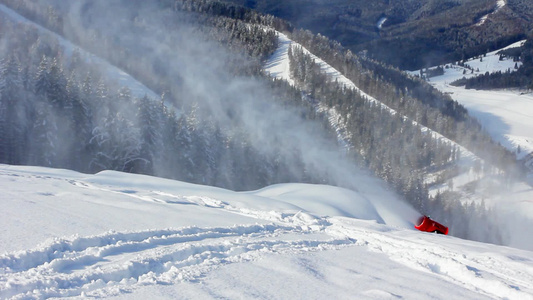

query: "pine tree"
xmin=30 ymin=101 xmax=58 ymax=167
xmin=35 ymin=56 xmax=50 ymax=97
xmin=0 ymin=56 xmax=27 ymax=164
xmin=67 ymin=75 xmax=92 ymax=171
xmin=47 ymin=58 xmax=67 ymax=110
xmin=135 ymin=95 xmax=161 ymax=174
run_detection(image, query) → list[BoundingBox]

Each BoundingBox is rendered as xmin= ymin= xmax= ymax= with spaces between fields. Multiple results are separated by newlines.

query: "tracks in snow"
xmin=328 ymin=218 xmax=533 ymax=300
xmin=0 ymin=224 xmax=353 ymax=299
xmin=2 ymin=170 xmax=533 ymax=299
xmin=3 ymin=213 xmax=532 ymax=299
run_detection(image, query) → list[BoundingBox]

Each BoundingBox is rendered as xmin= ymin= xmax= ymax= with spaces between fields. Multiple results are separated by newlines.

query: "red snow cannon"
xmin=415 ymin=216 xmax=449 ymax=235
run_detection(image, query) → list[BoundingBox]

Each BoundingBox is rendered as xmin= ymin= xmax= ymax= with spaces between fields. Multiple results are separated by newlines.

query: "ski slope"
xmin=476 ymin=0 xmax=506 ymax=26
xmin=264 ymin=32 xmax=481 ymax=172
xmin=418 ymin=40 xmax=533 ymax=163
xmin=1 ymin=164 xmax=533 ymax=299
xmin=264 ymin=31 xmax=533 ymax=251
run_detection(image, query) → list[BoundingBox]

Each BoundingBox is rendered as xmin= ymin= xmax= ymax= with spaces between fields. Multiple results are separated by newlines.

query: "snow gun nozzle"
xmin=414 ymin=215 xmax=448 ymax=235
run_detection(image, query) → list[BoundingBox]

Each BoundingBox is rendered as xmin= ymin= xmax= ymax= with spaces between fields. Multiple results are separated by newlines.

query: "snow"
xmin=2 ymin=164 xmax=533 ymax=299
xmin=265 ymin=32 xmax=479 ymax=165
xmin=0 ymin=4 xmax=159 ymax=100
xmin=377 ymin=17 xmax=388 ymax=30
xmin=412 ymin=40 xmax=533 ymax=161
xmin=264 ymin=32 xmax=295 ymax=86
xmin=476 ymin=0 xmax=506 ymax=26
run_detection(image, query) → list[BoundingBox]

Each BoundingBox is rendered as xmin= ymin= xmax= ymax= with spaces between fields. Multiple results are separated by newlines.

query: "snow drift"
xmin=1 ymin=164 xmax=533 ymax=299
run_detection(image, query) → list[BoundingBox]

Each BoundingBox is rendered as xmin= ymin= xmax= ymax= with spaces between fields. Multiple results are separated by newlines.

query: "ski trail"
xmin=0 ymin=171 xmax=344 ymax=298
xmin=476 ymin=0 xmax=506 ymax=26
xmin=327 ymin=218 xmax=533 ymax=300
xmin=264 ymin=32 xmax=479 ymax=164
xmin=0 ymin=225 xmax=293 ymax=273
xmin=0 ymin=225 xmax=353 ymax=299
xmin=264 ymin=32 xmax=295 ymax=86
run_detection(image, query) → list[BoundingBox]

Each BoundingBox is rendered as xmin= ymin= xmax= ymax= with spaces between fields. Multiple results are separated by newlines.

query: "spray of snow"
xmin=1 ymin=165 xmax=533 ymax=299
xmin=410 ymin=39 xmax=533 ymax=250
xmin=0 ymin=4 xmax=159 ymax=100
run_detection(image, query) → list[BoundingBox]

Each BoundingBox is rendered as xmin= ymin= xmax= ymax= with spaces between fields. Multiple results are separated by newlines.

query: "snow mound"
xmin=2 ymin=165 xmax=533 ymax=299
xmin=249 ymin=183 xmax=382 ymax=221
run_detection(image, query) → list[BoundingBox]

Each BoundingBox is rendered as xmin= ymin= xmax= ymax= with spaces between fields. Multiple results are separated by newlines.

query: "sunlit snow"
xmin=377 ymin=17 xmax=388 ymax=29
xmin=1 ymin=165 xmax=533 ymax=299
xmin=414 ymin=40 xmax=533 ymax=162
xmin=476 ymin=0 xmax=506 ymax=26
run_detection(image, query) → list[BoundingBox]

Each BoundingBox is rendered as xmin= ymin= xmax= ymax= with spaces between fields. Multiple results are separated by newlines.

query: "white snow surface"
xmin=0 ymin=4 xmax=159 ymax=100
xmin=263 ymin=31 xmax=533 ymax=252
xmin=476 ymin=0 xmax=506 ymax=26
xmin=264 ymin=32 xmax=295 ymax=86
xmin=413 ymin=40 xmax=533 ymax=161
xmin=377 ymin=17 xmax=388 ymax=29
xmin=2 ymin=164 xmax=533 ymax=299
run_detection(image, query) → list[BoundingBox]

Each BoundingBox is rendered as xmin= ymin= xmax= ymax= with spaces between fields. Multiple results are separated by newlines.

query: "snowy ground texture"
xmin=1 ymin=164 xmax=533 ymax=299
xmin=264 ymin=31 xmax=533 ymax=251
xmin=414 ymin=40 xmax=533 ymax=162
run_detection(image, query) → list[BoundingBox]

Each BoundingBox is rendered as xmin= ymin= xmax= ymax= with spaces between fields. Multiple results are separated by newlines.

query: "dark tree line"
xmin=288 ymin=46 xmax=453 ymax=214
xmin=288 ymin=28 xmax=523 ymax=178
xmin=0 ymin=16 xmax=326 ymax=191
xmin=451 ymin=38 xmax=533 ymax=90
xmin=168 ymin=0 xmax=293 ymax=33
xmin=288 ymin=45 xmax=506 ymax=244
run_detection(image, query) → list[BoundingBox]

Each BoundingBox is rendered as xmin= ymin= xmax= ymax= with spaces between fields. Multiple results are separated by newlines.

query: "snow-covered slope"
xmin=265 ymin=32 xmax=479 ymax=162
xmin=0 ymin=4 xmax=159 ymax=100
xmin=0 ymin=165 xmax=533 ymax=299
xmin=1 ymin=164 xmax=533 ymax=299
xmin=476 ymin=0 xmax=506 ymax=26
xmin=264 ymin=31 xmax=533 ymax=251
xmin=416 ymin=40 xmax=533 ymax=162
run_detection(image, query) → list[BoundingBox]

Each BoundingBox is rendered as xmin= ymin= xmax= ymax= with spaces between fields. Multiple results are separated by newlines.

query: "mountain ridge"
xmin=222 ymin=0 xmax=533 ymax=70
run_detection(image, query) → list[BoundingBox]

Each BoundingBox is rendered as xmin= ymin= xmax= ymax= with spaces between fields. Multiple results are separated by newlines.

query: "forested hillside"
xmin=223 ymin=0 xmax=533 ymax=70
xmin=451 ymin=38 xmax=533 ymax=90
xmin=0 ymin=0 xmax=329 ymax=191
xmin=0 ymin=0 xmax=527 ymax=244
